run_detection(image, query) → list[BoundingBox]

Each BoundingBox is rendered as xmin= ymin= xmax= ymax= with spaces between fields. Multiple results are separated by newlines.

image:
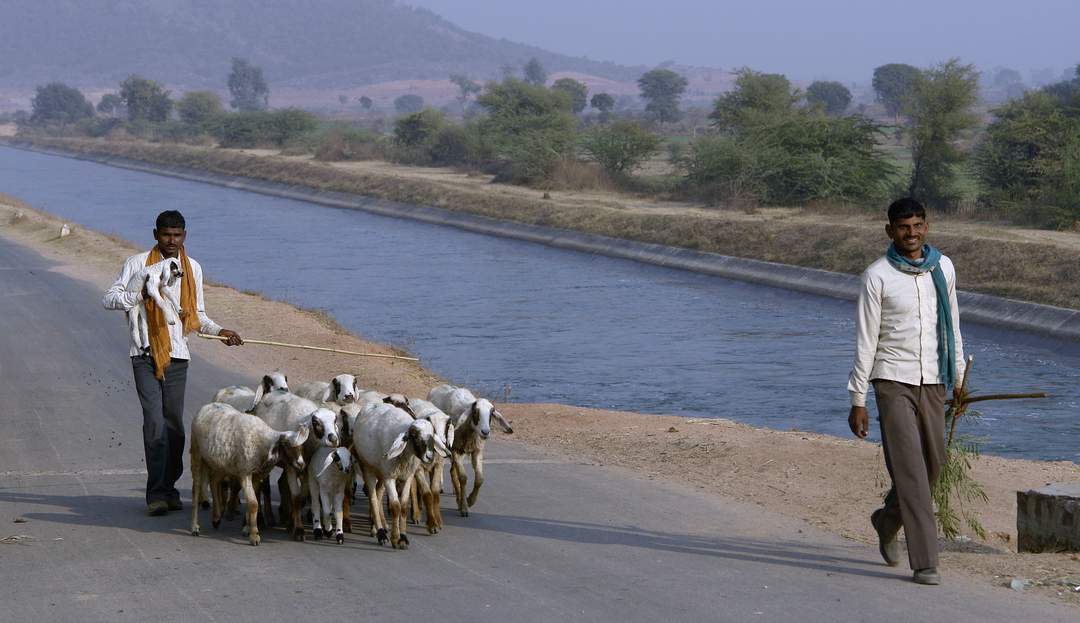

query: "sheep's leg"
xmin=466 ymin=448 xmax=484 ymax=508
xmin=242 ymin=475 xmax=260 ymax=546
xmin=430 ymin=457 xmax=444 ymax=530
xmin=387 ymin=478 xmax=408 ymax=550
xmin=258 ymin=477 xmax=275 ymax=528
xmin=414 ymin=469 xmax=438 ymax=534
xmin=450 ymin=453 xmax=468 ymax=517
xmin=210 ymin=474 xmax=224 ymax=529
xmin=286 ymin=467 xmax=305 ymax=541
xmin=224 ymin=478 xmax=240 ymax=521
xmin=190 ymin=457 xmax=202 ymax=537
xmin=308 ymin=469 xmax=324 ymax=540
xmin=408 ymin=475 xmax=422 ymax=524
xmin=276 ymin=469 xmax=291 ymax=526
xmin=332 ymin=491 xmax=345 ymax=544
xmin=364 ymin=471 xmax=387 ymax=545
xmin=342 ymin=491 xmax=352 ymax=533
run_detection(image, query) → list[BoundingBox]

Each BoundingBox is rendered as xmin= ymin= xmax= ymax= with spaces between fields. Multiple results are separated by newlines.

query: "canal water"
xmin=1 ymin=146 xmax=1077 ymax=461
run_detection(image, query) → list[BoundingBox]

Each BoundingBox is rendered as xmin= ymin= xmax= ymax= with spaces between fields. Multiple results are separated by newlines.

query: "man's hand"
xmin=218 ymin=329 xmax=244 ymax=346
xmin=848 ymin=405 xmax=869 ymax=439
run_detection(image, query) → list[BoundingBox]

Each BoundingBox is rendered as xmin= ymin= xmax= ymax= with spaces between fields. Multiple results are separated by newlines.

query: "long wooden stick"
xmin=197 ymin=333 xmax=419 ymax=361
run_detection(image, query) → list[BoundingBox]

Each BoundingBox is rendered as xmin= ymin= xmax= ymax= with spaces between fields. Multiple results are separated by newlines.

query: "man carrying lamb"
xmin=847 ymin=198 xmax=965 ymax=586
xmin=103 ymin=210 xmax=243 ymax=516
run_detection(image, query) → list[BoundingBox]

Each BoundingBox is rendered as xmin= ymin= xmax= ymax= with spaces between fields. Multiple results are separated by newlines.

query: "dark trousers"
xmin=872 ymin=380 xmax=947 ymax=570
xmin=132 ymin=355 xmax=189 ymax=505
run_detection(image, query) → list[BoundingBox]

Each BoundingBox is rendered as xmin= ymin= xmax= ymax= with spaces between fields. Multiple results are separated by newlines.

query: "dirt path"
xmin=3 ymin=194 xmax=1078 ymax=608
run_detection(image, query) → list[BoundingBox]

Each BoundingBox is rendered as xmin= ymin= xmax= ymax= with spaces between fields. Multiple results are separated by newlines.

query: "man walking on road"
xmin=103 ymin=210 xmax=243 ymax=516
xmin=847 ymin=198 xmax=965 ymax=586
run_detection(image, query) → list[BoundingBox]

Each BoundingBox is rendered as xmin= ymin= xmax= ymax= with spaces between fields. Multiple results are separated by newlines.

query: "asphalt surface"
xmin=0 ymin=236 xmax=1074 ymax=622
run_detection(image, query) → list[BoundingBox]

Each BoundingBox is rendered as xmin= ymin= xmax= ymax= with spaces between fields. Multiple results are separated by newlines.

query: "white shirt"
xmin=102 ymin=251 xmax=222 ymax=359
xmin=847 ymin=254 xmax=965 ymax=407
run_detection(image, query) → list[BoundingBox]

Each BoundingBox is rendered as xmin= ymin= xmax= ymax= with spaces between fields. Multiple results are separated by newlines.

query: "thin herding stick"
xmin=197 ymin=333 xmax=419 ymax=361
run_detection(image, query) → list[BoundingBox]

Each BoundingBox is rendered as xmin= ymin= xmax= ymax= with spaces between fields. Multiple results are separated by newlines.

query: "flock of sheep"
xmin=189 ymin=372 xmax=514 ymax=548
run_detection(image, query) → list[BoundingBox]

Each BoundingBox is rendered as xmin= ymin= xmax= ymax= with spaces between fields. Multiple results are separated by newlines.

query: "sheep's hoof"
xmin=393 ymin=535 xmax=410 ymax=550
xmin=335 ymin=533 xmax=344 ymax=544
xmin=250 ymin=534 xmax=261 ymax=546
xmin=427 ymin=525 xmax=438 ymax=535
xmin=200 ymin=500 xmax=210 ymax=509
xmin=459 ymin=509 xmax=469 ymax=518
xmin=292 ymin=527 xmax=305 ymax=542
xmin=191 ymin=527 xmax=200 ymax=537
xmin=376 ymin=528 xmax=388 ymax=545
xmin=212 ymin=518 xmax=221 ymax=530
xmin=313 ymin=527 xmax=324 ymax=540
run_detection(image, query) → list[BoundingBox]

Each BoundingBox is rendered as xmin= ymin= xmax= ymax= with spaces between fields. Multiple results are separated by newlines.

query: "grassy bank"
xmin=9 ymin=135 xmax=1080 ymax=310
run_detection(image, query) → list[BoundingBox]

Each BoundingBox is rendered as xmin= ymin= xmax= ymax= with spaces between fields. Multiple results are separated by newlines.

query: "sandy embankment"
xmin=2 ymin=194 xmax=1078 ymax=606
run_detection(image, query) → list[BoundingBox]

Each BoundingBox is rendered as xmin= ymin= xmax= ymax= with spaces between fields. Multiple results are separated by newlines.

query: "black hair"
xmin=887 ymin=198 xmax=926 ymax=223
xmin=155 ymin=210 xmax=186 ymax=230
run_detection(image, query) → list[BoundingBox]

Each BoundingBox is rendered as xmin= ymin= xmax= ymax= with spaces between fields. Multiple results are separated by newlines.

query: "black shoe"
xmin=913 ymin=568 xmax=941 ymax=585
xmin=871 ymin=509 xmax=900 ymax=567
xmin=167 ymin=499 xmax=183 ymax=511
xmin=147 ymin=501 xmax=169 ymax=516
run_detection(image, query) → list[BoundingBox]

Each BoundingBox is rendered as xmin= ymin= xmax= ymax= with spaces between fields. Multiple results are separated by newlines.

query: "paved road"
xmin=0 ymin=236 xmax=1073 ymax=622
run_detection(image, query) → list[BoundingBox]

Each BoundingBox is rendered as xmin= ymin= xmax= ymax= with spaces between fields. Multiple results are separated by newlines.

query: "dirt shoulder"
xmin=2 ymin=194 xmax=1078 ymax=607
xmin=9 ymin=136 xmax=1080 ymax=310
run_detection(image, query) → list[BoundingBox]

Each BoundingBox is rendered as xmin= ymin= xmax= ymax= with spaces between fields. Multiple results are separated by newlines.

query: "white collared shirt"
xmin=102 ymin=251 xmax=222 ymax=359
xmin=847 ymin=254 xmax=965 ymax=407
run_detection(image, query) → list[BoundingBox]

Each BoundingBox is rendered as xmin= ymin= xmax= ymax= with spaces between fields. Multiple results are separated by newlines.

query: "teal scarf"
xmin=886 ymin=243 xmax=957 ymax=389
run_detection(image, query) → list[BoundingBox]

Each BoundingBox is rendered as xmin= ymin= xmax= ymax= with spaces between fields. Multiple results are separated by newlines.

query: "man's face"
xmin=153 ymin=226 xmax=186 ymax=258
xmin=885 ymin=215 xmax=928 ymax=257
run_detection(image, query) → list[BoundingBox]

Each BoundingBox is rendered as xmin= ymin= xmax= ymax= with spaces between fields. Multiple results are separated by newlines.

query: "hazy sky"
xmin=407 ymin=0 xmax=1078 ymax=82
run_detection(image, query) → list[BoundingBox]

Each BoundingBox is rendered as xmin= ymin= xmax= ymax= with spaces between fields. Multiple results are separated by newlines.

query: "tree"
xmin=96 ymin=92 xmax=124 ymax=118
xmin=524 ymin=58 xmax=547 ymax=86
xmin=476 ymin=78 xmax=576 ymax=183
xmin=450 ymin=74 xmax=481 ymax=105
xmin=806 ymin=80 xmax=852 ymax=116
xmin=177 ymin=91 xmax=223 ymax=125
xmin=227 ymin=57 xmax=269 ymax=112
xmin=119 ymin=75 xmax=172 ymax=122
xmin=29 ymin=82 xmax=94 ymax=126
xmin=358 ymin=95 xmax=373 ymax=110
xmin=590 ymin=93 xmax=615 ymax=114
xmin=710 ymin=68 xmax=799 ymax=132
xmin=637 ymin=68 xmax=688 ymax=124
xmin=872 ymin=63 xmax=921 ymax=121
xmin=394 ymin=94 xmax=425 ymax=114
xmin=551 ymin=78 xmax=588 ymax=114
xmin=579 ymin=120 xmax=661 ymax=175
xmin=904 ymin=59 xmax=980 ymax=208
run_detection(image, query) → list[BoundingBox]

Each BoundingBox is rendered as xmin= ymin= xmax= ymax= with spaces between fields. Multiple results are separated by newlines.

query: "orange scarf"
xmin=145 ymin=246 xmax=199 ymax=379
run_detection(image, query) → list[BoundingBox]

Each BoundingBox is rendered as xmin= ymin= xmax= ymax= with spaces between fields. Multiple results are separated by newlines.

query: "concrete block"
xmin=1017 ymin=483 xmax=1080 ymax=553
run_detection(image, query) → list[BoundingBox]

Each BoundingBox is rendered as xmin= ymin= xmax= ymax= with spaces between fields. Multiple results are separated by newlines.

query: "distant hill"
xmin=0 ymin=0 xmax=643 ymax=90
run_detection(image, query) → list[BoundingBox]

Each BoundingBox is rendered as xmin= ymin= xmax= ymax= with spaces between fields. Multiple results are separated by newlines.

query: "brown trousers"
xmin=872 ymin=380 xmax=947 ymax=570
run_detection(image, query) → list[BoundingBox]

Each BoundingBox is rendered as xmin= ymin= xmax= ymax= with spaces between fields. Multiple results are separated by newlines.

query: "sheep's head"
xmin=275 ymin=425 xmax=309 ymax=471
xmin=331 ymin=447 xmax=352 ymax=473
xmin=164 ymin=258 xmax=183 ymax=287
xmin=469 ymin=399 xmax=514 ymax=439
xmin=383 ymin=394 xmax=414 ymax=417
xmin=385 ymin=419 xmax=447 ymax=464
xmin=254 ymin=372 xmax=289 ymax=407
xmin=310 ymin=408 xmax=340 ymax=447
xmin=331 ymin=374 xmax=359 ymax=404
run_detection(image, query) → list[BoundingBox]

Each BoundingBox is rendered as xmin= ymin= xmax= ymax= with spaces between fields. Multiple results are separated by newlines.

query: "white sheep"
xmin=127 ymin=257 xmax=183 ymax=348
xmin=254 ymin=392 xmax=341 ymax=541
xmin=352 ymin=401 xmax=448 ymax=549
xmin=293 ymin=374 xmax=360 ymax=405
xmin=403 ymin=397 xmax=455 ymax=533
xmin=212 ymin=371 xmax=290 ymax=413
xmin=428 ymin=384 xmax=513 ymax=517
xmin=307 ymin=447 xmax=353 ymax=544
xmin=189 ymin=402 xmax=308 ymax=546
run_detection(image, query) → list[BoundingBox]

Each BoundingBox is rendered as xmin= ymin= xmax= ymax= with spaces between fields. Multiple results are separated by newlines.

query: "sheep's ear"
xmin=492 ymin=410 xmax=514 ymax=434
xmin=252 ymin=382 xmax=266 ymax=411
xmin=331 ymin=377 xmax=341 ymax=401
xmin=433 ymin=433 xmax=449 ymax=458
xmin=445 ymin=422 xmax=455 ymax=449
xmin=332 ymin=450 xmax=342 ymax=464
xmin=384 ymin=433 xmax=408 ymax=459
xmin=292 ymin=424 xmax=310 ymax=446
xmin=471 ymin=401 xmax=480 ymax=424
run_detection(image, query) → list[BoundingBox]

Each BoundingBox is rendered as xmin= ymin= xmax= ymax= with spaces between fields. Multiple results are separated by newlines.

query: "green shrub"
xmin=476 ymin=78 xmax=577 ymax=184
xmin=313 ymin=126 xmax=384 ymax=161
xmin=393 ymin=108 xmax=445 ymax=148
xmin=682 ymin=135 xmax=766 ymax=205
xmin=212 ymin=108 xmax=318 ymax=148
xmin=428 ymin=124 xmax=479 ymax=166
xmin=579 ymin=120 xmax=661 ymax=176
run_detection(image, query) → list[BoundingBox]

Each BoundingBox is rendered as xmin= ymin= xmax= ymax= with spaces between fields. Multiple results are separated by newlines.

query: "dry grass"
xmin=543 ymin=158 xmax=617 ymax=192
xmin=11 ymin=136 xmax=1080 ymax=310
